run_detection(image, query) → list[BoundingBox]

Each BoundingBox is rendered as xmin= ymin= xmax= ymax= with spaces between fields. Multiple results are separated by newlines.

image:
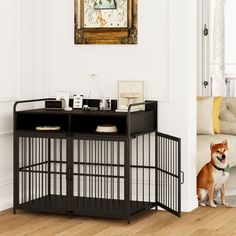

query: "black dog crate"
xmin=13 ymin=99 xmax=182 ymax=223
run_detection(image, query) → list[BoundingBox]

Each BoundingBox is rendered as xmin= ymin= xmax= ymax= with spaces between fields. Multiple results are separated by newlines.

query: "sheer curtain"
xmin=212 ymin=0 xmax=226 ymax=96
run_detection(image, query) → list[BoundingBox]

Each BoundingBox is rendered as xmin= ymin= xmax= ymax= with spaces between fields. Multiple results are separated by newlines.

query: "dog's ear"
xmin=223 ymin=140 xmax=228 ymax=148
xmin=210 ymin=142 xmax=215 ymax=150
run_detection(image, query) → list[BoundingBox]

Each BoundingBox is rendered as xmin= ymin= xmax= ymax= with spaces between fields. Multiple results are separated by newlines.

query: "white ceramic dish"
xmin=96 ymin=125 xmax=118 ymax=133
xmin=36 ymin=126 xmax=61 ymax=131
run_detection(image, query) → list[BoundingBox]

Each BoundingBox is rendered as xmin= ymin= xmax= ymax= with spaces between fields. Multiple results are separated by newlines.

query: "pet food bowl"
xmin=96 ymin=124 xmax=118 ymax=133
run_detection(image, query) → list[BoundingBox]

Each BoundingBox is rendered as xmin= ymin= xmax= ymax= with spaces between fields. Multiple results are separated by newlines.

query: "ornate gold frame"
xmin=74 ymin=0 xmax=137 ymax=44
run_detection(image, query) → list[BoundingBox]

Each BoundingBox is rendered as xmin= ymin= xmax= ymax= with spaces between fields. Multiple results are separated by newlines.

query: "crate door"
xmin=156 ymin=132 xmax=182 ymax=217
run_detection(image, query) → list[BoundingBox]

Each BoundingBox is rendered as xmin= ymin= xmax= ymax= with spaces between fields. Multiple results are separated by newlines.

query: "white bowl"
xmin=96 ymin=125 xmax=118 ymax=133
xmin=36 ymin=126 xmax=61 ymax=131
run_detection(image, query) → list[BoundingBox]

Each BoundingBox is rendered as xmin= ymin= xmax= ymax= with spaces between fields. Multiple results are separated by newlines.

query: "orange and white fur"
xmin=197 ymin=140 xmax=230 ymax=208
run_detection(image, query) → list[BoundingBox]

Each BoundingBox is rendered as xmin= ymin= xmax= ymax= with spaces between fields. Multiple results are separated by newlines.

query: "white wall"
xmin=36 ymin=0 xmax=170 ymax=100
xmin=0 ymin=0 xmax=197 ymax=212
xmin=158 ymin=0 xmax=197 ymax=211
xmin=34 ymin=0 xmax=197 ymax=211
xmin=0 ymin=0 xmax=35 ymax=210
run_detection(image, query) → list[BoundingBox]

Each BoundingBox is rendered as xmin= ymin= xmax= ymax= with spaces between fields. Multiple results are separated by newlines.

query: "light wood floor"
xmin=1 ymin=207 xmax=236 ymax=236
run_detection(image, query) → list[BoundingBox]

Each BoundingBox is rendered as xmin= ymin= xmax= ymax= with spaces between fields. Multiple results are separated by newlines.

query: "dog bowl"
xmin=96 ymin=124 xmax=118 ymax=133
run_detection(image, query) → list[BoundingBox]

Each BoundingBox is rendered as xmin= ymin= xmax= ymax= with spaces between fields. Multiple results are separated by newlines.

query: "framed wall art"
xmin=74 ymin=0 xmax=138 ymax=44
xmin=117 ymin=81 xmax=144 ymax=111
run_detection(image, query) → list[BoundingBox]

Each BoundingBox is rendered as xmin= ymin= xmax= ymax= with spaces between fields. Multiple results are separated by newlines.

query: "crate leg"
xmin=13 ymin=208 xmax=16 ymax=214
xmin=68 ymin=211 xmax=73 ymax=219
xmin=155 ymin=206 xmax=158 ymax=211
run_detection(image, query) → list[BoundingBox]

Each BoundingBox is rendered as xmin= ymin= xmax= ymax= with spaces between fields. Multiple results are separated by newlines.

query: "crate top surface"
xmin=16 ymin=108 xmax=153 ymax=118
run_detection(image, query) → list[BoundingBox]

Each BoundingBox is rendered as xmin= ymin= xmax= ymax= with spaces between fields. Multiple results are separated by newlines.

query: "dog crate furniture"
xmin=13 ymin=98 xmax=182 ymax=223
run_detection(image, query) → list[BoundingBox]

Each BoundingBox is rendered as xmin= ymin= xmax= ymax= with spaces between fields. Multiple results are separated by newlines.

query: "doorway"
xmin=197 ymin=0 xmax=236 ymax=200
xmin=198 ymin=0 xmax=236 ymax=97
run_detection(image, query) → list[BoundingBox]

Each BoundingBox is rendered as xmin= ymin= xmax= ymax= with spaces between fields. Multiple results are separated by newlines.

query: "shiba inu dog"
xmin=197 ymin=140 xmax=230 ymax=208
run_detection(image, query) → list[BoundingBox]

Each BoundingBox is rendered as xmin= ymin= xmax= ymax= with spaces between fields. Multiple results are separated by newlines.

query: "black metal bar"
xmin=165 ymin=137 xmax=167 ymax=206
xmin=106 ymin=141 xmax=108 ymax=199
xmin=29 ymin=138 xmax=31 ymax=203
xmin=94 ymin=140 xmax=97 ymax=199
xmin=93 ymin=141 xmax=95 ymax=199
xmin=35 ymin=138 xmax=38 ymax=200
xmin=88 ymin=140 xmax=91 ymax=199
xmin=41 ymin=138 xmax=44 ymax=198
xmin=72 ymin=162 xmax=156 ymax=169
xmin=13 ymin=135 xmax=19 ymax=211
xmin=14 ymin=98 xmax=54 ymax=113
xmin=155 ymin=134 xmax=158 ymax=209
xmin=178 ymin=139 xmax=181 ymax=216
xmin=48 ymin=138 xmax=51 ymax=199
xmin=54 ymin=139 xmax=56 ymax=195
xmin=96 ymin=140 xmax=98 ymax=199
xmin=160 ymin=137 xmax=163 ymax=205
xmin=60 ymin=139 xmax=62 ymax=201
xmin=32 ymin=138 xmax=35 ymax=202
xmin=24 ymin=137 xmax=26 ymax=203
xmin=111 ymin=141 xmax=114 ymax=200
xmin=136 ymin=137 xmax=138 ymax=202
xmin=118 ymin=142 xmax=120 ymax=201
xmin=175 ymin=142 xmax=177 ymax=212
xmin=43 ymin=138 xmax=46 ymax=198
xmin=142 ymin=135 xmax=144 ymax=202
xmin=78 ymin=140 xmax=80 ymax=198
xmin=156 ymin=132 xmax=181 ymax=143
xmin=148 ymin=134 xmax=151 ymax=203
xmin=45 ymin=138 xmax=47 ymax=197
xmin=83 ymin=141 xmax=86 ymax=198
xmin=167 ymin=137 xmax=170 ymax=208
xmin=101 ymin=141 xmax=103 ymax=199
xmin=171 ymin=140 xmax=173 ymax=210
xmin=67 ymin=137 xmax=73 ymax=212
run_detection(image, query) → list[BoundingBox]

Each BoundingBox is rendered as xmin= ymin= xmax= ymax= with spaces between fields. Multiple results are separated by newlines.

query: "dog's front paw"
xmin=210 ymin=202 xmax=217 ymax=208
xmin=214 ymin=199 xmax=221 ymax=205
xmin=223 ymin=201 xmax=229 ymax=207
xmin=199 ymin=202 xmax=206 ymax=207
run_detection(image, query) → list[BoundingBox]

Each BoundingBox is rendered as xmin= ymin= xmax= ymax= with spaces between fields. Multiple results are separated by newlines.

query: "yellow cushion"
xmin=213 ymin=96 xmax=222 ymax=133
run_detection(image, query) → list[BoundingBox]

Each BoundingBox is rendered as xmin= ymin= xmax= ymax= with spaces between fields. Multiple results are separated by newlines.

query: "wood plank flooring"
xmin=0 ymin=207 xmax=236 ymax=235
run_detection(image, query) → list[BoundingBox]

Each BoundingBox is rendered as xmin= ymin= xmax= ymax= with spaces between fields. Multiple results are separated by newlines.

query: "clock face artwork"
xmin=74 ymin=0 xmax=137 ymax=44
xmin=94 ymin=0 xmax=117 ymax=10
xmin=83 ymin=0 xmax=128 ymax=28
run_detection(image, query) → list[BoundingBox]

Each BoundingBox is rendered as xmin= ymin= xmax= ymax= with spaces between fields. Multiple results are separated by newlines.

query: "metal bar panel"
xmin=156 ymin=132 xmax=182 ymax=217
xmin=29 ymin=138 xmax=31 ymax=203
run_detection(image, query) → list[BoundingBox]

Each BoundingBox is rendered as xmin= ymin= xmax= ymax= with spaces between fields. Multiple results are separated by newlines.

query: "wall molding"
xmin=16 ymin=0 xmax=20 ymax=100
xmin=149 ymin=0 xmax=172 ymax=102
xmin=0 ymin=180 xmax=13 ymax=187
xmin=42 ymin=0 xmax=171 ymax=102
xmin=167 ymin=0 xmax=172 ymax=102
xmin=0 ymin=98 xmax=17 ymax=103
xmin=0 ymin=131 xmax=13 ymax=137
xmin=0 ymin=181 xmax=13 ymax=211
xmin=0 ymin=197 xmax=12 ymax=212
xmin=44 ymin=0 xmax=48 ymax=97
xmin=181 ymin=198 xmax=198 ymax=212
xmin=0 ymin=0 xmax=21 ymax=102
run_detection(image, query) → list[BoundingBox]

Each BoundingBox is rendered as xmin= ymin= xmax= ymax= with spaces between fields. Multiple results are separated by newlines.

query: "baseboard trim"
xmin=0 ymin=181 xmax=13 ymax=212
xmin=181 ymin=197 xmax=199 ymax=212
xmin=0 ymin=197 xmax=12 ymax=212
xmin=0 ymin=131 xmax=13 ymax=136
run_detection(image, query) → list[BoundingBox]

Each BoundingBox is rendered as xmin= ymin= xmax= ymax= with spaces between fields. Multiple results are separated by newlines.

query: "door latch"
xmin=181 ymin=171 xmax=184 ymax=184
xmin=203 ymin=81 xmax=209 ymax=88
xmin=203 ymin=24 xmax=209 ymax=36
